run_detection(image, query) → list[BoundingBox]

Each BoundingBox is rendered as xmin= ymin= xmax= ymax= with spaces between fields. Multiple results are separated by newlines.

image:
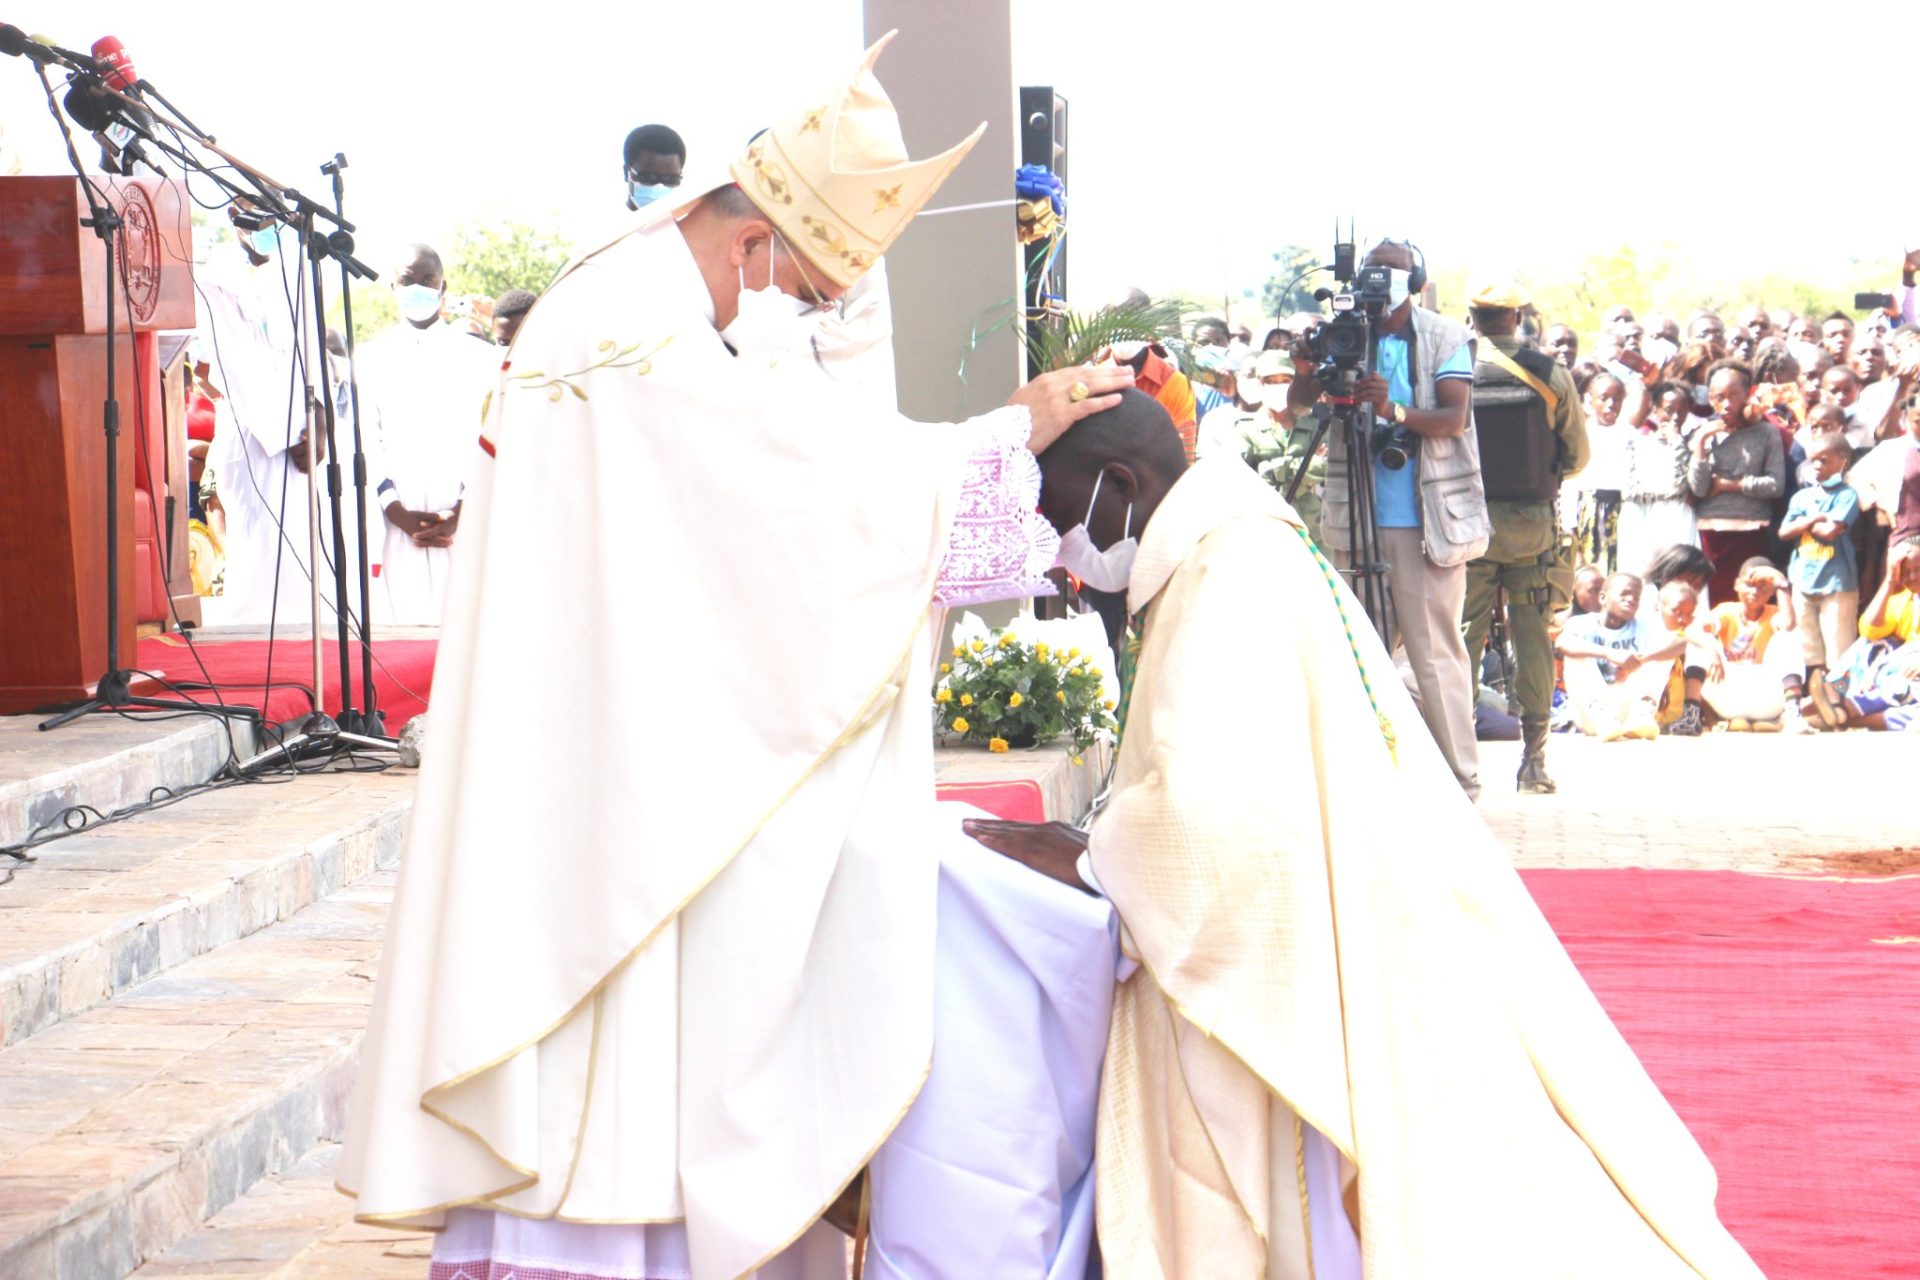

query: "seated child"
xmin=1806 ymin=554 xmax=1920 ymax=732
xmin=1554 ymin=573 xmax=1688 ymax=741
xmin=1698 ymin=558 xmax=1805 ymax=731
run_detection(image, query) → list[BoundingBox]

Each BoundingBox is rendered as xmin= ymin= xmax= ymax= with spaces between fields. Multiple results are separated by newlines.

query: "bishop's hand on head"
xmin=1011 ymin=364 xmax=1135 ymax=454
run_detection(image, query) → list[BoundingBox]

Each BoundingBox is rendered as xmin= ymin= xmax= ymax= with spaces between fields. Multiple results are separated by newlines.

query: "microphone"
xmin=62 ymin=76 xmax=159 ymax=173
xmin=28 ymin=31 xmax=108 ymax=74
xmin=90 ymin=34 xmax=135 ymax=92
xmin=0 ymin=23 xmax=59 ymax=64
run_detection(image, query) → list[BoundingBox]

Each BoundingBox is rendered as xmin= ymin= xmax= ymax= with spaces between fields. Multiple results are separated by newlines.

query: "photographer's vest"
xmin=1473 ymin=343 xmax=1562 ymax=502
xmin=1322 ymin=307 xmax=1491 ymax=567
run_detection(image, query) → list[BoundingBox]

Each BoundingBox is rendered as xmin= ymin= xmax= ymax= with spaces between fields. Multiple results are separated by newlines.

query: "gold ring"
xmin=1068 ymin=380 xmax=1090 ymax=403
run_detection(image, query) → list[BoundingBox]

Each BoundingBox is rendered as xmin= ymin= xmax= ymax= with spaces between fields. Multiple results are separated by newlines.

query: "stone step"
xmin=0 ymin=715 xmax=254 ymax=851
xmin=0 ymin=770 xmax=413 ymax=1047
xmin=0 ymin=871 xmax=396 ymax=1280
xmin=127 ymin=1142 xmax=428 ymax=1279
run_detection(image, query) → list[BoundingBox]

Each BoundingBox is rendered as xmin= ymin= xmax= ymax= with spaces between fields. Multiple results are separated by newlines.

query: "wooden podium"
xmin=0 ymin=176 xmax=196 ymax=715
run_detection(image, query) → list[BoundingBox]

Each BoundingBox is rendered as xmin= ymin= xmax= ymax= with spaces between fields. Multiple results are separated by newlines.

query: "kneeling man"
xmin=979 ymin=388 xmax=1761 ymax=1278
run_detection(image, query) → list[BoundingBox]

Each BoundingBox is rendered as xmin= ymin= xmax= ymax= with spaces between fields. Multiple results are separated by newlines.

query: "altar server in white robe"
xmin=338 ymin=32 xmax=1136 ymax=1280
xmin=1000 ymin=390 xmax=1763 ymax=1278
xmin=359 ymin=243 xmax=497 ymax=624
xmin=197 ymin=217 xmax=325 ymax=626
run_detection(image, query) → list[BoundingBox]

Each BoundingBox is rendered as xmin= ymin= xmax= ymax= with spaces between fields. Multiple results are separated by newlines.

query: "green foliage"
xmin=331 ymin=278 xmax=399 ymax=344
xmin=1427 ymin=244 xmax=1892 ymax=341
xmin=936 ymin=628 xmax=1116 ymax=758
xmin=1023 ymin=295 xmax=1194 ymax=376
xmin=444 ymin=219 xmax=574 ymax=300
xmin=1260 ymin=244 xmax=1326 ymax=320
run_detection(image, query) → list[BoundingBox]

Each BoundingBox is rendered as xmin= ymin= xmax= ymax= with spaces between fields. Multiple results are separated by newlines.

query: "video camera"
xmin=1305 ymin=236 xmax=1415 ymax=469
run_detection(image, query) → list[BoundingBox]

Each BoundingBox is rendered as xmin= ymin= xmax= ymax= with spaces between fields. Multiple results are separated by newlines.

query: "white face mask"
xmin=1387 ymin=268 xmax=1412 ymax=309
xmin=394 ymin=282 xmax=443 ymax=324
xmin=720 ymin=235 xmax=823 ymax=362
xmin=1054 ymin=467 xmax=1138 ymax=594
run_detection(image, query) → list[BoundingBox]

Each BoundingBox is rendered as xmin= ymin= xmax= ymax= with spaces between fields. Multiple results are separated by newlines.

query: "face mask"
xmin=246 ymin=225 xmax=278 ymax=257
xmin=628 ymin=180 xmax=669 ymax=208
xmin=720 ymin=235 xmax=822 ymax=362
xmin=1821 ymin=471 xmax=1845 ymax=488
xmin=1387 ymin=268 xmax=1412 ymax=309
xmin=394 ymin=283 xmax=443 ymax=324
xmin=1054 ymin=468 xmax=1138 ymax=594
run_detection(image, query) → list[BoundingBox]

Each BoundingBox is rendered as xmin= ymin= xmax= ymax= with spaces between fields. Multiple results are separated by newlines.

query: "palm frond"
xmin=1024 ymin=297 xmax=1196 ymax=375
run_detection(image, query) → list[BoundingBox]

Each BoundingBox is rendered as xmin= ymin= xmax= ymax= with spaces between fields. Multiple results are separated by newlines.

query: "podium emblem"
xmin=116 ymin=184 xmax=162 ymax=325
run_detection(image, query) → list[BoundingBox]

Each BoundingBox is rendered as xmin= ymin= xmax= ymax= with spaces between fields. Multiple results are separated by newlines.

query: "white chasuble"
xmin=339 ymin=216 xmax=1053 ymax=1280
xmin=1090 ymin=457 xmax=1763 ymax=1279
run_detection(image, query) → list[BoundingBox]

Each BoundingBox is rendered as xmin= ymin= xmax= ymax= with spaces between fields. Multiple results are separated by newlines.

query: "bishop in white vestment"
xmin=338 ymin=33 xmax=1134 ymax=1280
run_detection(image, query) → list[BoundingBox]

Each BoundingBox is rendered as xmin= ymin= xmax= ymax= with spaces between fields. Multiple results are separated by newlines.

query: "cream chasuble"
xmin=337 ymin=216 xmax=1037 ymax=1280
xmin=1091 ymin=457 xmax=1762 ymax=1279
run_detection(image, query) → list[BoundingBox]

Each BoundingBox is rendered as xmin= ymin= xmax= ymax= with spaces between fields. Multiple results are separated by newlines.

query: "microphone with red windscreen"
xmin=91 ymin=35 xmax=136 ymax=92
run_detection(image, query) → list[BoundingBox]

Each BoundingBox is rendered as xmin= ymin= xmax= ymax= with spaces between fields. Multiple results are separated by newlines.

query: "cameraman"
xmin=1286 ymin=239 xmax=1490 ymax=799
xmin=1458 ymin=281 xmax=1588 ymax=795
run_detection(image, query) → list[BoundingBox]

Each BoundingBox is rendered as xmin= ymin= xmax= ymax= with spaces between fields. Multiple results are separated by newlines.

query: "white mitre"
xmin=641 ymin=30 xmax=984 ymax=289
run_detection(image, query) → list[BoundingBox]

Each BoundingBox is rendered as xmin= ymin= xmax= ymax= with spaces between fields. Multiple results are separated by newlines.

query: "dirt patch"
xmin=1781 ymin=847 xmax=1920 ymax=877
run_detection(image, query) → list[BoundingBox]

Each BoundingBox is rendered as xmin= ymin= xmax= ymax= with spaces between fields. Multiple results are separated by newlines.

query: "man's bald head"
xmin=1037 ymin=387 xmax=1190 ymax=551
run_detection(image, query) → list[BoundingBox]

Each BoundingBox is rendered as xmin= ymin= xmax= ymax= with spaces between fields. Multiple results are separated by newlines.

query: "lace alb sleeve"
xmin=934 ymin=406 xmax=1061 ymax=608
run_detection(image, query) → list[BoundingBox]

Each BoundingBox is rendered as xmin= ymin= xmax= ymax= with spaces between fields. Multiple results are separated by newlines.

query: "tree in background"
xmin=1260 ymin=244 xmax=1329 ymax=323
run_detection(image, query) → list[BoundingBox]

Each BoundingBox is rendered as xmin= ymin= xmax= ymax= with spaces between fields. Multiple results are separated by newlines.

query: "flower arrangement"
xmin=936 ymin=625 xmax=1117 ymax=760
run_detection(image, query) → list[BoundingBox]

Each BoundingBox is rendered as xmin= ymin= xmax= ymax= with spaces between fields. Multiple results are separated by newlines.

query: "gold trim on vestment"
xmin=344 ymin=598 xmax=936 ymax=1240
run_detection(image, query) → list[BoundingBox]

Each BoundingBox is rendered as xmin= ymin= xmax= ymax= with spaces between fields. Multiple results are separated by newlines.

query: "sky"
xmin=1 ymin=1 xmax=1906 ymax=323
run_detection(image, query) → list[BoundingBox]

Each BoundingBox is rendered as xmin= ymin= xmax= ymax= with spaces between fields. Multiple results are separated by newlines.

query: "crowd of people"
xmin=1164 ymin=256 xmax=1920 ymax=795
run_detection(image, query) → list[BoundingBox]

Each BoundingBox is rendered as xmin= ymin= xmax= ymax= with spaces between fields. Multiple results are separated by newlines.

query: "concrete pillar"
xmin=861 ymin=3 xmax=1021 ymax=422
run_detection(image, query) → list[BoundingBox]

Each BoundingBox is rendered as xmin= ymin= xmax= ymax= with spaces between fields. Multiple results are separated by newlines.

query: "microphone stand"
xmin=320 ymin=152 xmax=385 ymax=738
xmin=23 ymin=63 xmax=257 ymax=734
xmin=232 ymin=196 xmax=395 ymax=774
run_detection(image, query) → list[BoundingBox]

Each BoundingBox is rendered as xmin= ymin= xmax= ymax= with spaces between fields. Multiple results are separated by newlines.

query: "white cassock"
xmin=359 ymin=321 xmax=496 ymax=624
xmin=341 ymin=211 xmax=1105 ymax=1280
xmin=199 ymin=244 xmax=356 ymax=628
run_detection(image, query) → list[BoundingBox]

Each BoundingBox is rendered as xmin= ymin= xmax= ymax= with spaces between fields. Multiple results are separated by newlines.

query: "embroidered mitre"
xmin=727 ymin=29 xmax=985 ymax=287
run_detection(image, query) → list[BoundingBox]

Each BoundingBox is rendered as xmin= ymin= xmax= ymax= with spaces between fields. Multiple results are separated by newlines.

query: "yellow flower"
xmin=1056 ymin=691 xmax=1067 ymax=703
xmin=1103 ymin=699 xmax=1116 ymax=711
xmin=988 ymin=737 xmax=1010 ymax=753
xmin=953 ymin=647 xmax=965 ymax=661
xmin=971 ymin=639 xmax=986 ymax=653
xmin=1035 ymin=643 xmax=1050 ymax=661
xmin=960 ymin=693 xmax=973 ymax=707
xmin=1089 ymin=667 xmax=1103 ymax=679
xmin=998 ymin=632 xmax=1016 ymax=648
xmin=1071 ymin=756 xmax=1084 ymax=766
xmin=935 ymin=688 xmax=952 ymax=704
xmin=1068 ymin=666 xmax=1084 ymax=678
xmin=939 ymin=663 xmax=951 ymax=673
xmin=951 ymin=717 xmax=970 ymax=734
xmin=1008 ymin=692 xmax=1024 ymax=708
xmin=1068 ymin=647 xmax=1081 ymax=659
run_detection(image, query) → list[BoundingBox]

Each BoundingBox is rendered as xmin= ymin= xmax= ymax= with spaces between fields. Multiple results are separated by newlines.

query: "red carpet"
xmin=1520 ymin=867 xmax=1920 ymax=1279
xmin=133 ymin=633 xmax=436 ymax=727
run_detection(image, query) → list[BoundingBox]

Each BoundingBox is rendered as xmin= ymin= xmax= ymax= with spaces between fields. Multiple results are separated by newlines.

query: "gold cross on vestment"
xmin=873 ymin=184 xmax=902 ymax=213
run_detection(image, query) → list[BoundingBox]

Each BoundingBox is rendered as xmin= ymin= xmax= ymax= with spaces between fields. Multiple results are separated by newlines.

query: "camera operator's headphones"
xmin=1385 ymin=239 xmax=1429 ymax=295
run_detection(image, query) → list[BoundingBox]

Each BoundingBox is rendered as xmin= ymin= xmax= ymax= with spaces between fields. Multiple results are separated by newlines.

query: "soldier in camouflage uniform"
xmin=1459 ymin=283 xmax=1589 ymax=794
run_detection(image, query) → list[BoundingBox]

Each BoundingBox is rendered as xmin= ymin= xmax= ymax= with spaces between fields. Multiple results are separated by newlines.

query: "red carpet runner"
xmin=134 ymin=634 xmax=437 ymax=727
xmin=1520 ymin=867 xmax=1920 ymax=1280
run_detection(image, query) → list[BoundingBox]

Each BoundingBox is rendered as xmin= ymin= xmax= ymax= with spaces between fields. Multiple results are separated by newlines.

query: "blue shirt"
xmin=1372 ymin=331 xmax=1476 ymax=527
xmin=1561 ymin=611 xmax=1653 ymax=683
xmin=1783 ymin=480 xmax=1860 ymax=595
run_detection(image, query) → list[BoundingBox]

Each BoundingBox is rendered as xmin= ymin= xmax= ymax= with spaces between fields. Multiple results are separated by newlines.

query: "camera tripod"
xmin=1289 ymin=388 xmax=1393 ymax=639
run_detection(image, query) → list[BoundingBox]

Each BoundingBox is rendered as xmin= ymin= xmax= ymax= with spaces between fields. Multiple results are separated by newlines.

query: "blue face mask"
xmin=246 ymin=225 xmax=278 ymax=256
xmin=394 ymin=282 xmax=443 ymax=324
xmin=628 ymin=180 xmax=669 ymax=208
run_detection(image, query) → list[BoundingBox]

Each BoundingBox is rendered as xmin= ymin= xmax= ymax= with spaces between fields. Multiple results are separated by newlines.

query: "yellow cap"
xmin=1468 ymin=279 xmax=1531 ymax=309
